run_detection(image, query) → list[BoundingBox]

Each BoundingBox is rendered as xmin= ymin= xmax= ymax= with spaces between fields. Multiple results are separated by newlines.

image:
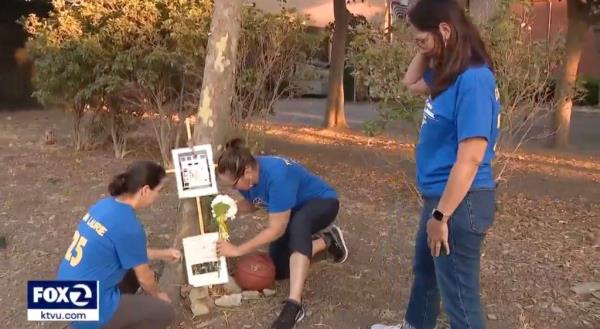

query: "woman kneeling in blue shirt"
xmin=57 ymin=161 xmax=181 ymax=329
xmin=216 ymin=138 xmax=349 ymax=329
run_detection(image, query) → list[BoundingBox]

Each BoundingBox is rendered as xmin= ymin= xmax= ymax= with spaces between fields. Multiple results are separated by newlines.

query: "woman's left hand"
xmin=160 ymin=248 xmax=182 ymax=263
xmin=216 ymin=240 xmax=242 ymax=258
xmin=426 ymin=219 xmax=450 ymax=257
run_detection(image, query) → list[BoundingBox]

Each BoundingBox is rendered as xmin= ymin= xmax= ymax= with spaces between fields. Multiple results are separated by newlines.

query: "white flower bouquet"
xmin=211 ymin=194 xmax=238 ymax=240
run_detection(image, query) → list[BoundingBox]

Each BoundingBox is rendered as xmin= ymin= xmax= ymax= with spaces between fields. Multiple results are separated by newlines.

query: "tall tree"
xmin=159 ymin=0 xmax=242 ymax=313
xmin=324 ymin=0 xmax=350 ymax=129
xmin=553 ymin=0 xmax=599 ymax=148
xmin=469 ymin=0 xmax=499 ymax=24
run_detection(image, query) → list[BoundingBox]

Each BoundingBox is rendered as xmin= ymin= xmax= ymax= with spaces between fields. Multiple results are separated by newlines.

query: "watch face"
xmin=432 ymin=209 xmax=444 ymax=221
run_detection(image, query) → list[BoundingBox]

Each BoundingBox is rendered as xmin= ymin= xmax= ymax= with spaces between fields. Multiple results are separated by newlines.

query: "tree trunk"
xmin=384 ymin=0 xmax=392 ymax=43
xmin=470 ymin=0 xmax=499 ymax=24
xmin=158 ymin=0 xmax=242 ymax=316
xmin=324 ymin=0 xmax=349 ymax=129
xmin=553 ymin=0 xmax=589 ymax=148
xmin=71 ymin=103 xmax=84 ymax=151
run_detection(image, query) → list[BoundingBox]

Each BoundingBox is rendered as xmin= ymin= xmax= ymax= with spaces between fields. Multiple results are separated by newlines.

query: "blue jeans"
xmin=404 ymin=190 xmax=496 ymax=329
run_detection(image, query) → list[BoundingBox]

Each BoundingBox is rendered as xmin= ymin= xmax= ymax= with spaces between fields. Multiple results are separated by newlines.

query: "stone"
xmin=242 ymin=290 xmax=261 ymax=300
xmin=215 ymin=293 xmax=242 ymax=308
xmin=180 ymin=285 xmax=193 ymax=299
xmin=43 ymin=129 xmax=56 ymax=145
xmin=592 ymin=291 xmax=600 ymax=300
xmin=263 ymin=288 xmax=277 ymax=297
xmin=190 ymin=299 xmax=211 ymax=317
xmin=189 ymin=287 xmax=209 ymax=301
xmin=487 ymin=314 xmax=498 ymax=320
xmin=571 ymin=282 xmax=600 ymax=296
xmin=223 ymin=280 xmax=242 ymax=295
xmin=0 ymin=236 xmax=6 ymax=250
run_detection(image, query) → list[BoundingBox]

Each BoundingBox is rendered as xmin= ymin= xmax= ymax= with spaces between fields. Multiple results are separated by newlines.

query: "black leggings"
xmin=100 ymin=270 xmax=174 ymax=329
xmin=269 ymin=198 xmax=339 ymax=280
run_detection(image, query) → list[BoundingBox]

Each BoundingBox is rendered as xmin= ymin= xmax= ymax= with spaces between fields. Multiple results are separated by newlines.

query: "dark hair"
xmin=108 ymin=161 xmax=166 ymax=196
xmin=408 ymin=0 xmax=493 ymax=97
xmin=216 ymin=138 xmax=257 ymax=179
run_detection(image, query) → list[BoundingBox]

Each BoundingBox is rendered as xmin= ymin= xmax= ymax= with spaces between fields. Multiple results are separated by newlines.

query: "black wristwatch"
xmin=432 ymin=209 xmax=445 ymax=221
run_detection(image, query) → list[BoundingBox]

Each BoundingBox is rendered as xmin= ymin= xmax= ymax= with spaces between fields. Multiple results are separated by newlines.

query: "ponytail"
xmin=108 ymin=161 xmax=166 ymax=196
xmin=108 ymin=173 xmax=129 ymax=196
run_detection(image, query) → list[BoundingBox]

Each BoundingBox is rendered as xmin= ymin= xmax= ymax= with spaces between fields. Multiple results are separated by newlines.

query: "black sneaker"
xmin=323 ymin=225 xmax=349 ymax=264
xmin=270 ymin=299 xmax=305 ymax=329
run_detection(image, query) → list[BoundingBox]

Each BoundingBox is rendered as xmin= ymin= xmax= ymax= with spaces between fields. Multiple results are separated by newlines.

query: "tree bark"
xmin=384 ymin=0 xmax=392 ymax=43
xmin=159 ymin=0 xmax=242 ymax=317
xmin=470 ymin=0 xmax=499 ymax=24
xmin=324 ymin=0 xmax=349 ymax=129
xmin=71 ymin=103 xmax=84 ymax=151
xmin=553 ymin=0 xmax=589 ymax=148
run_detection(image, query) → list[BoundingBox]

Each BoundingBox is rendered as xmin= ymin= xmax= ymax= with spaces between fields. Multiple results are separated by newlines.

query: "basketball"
xmin=234 ymin=252 xmax=276 ymax=291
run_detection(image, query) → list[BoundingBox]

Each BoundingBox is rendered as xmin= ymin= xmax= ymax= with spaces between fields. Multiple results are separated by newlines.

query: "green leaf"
xmin=212 ymin=203 xmax=230 ymax=217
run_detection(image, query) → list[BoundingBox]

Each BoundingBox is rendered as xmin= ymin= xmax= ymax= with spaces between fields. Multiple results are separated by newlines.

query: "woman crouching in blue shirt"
xmin=216 ymin=138 xmax=349 ymax=329
xmin=57 ymin=161 xmax=180 ymax=329
xmin=373 ymin=0 xmax=500 ymax=328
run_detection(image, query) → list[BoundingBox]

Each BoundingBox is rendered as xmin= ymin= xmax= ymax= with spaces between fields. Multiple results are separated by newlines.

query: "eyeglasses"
xmin=414 ymin=35 xmax=428 ymax=48
xmin=217 ymin=151 xmax=246 ymax=188
xmin=231 ymin=175 xmax=241 ymax=188
xmin=230 ymin=156 xmax=243 ymax=188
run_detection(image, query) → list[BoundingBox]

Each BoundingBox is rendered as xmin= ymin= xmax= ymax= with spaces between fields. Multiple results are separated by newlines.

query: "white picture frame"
xmin=171 ymin=144 xmax=219 ymax=199
xmin=182 ymin=233 xmax=229 ymax=287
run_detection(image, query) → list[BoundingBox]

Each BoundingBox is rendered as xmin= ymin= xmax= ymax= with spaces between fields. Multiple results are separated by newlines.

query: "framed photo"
xmin=171 ymin=144 xmax=218 ymax=199
xmin=182 ymin=233 xmax=229 ymax=287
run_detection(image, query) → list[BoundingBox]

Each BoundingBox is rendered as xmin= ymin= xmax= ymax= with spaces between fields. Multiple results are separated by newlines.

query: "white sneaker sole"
xmin=296 ymin=309 xmax=305 ymax=323
xmin=331 ymin=225 xmax=349 ymax=264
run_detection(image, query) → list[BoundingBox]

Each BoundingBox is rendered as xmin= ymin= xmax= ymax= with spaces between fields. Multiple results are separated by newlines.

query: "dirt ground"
xmin=0 ymin=109 xmax=599 ymax=329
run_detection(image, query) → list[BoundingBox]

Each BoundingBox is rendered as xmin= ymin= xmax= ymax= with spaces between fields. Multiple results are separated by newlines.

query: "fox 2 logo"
xmin=28 ymin=281 xmax=98 ymax=310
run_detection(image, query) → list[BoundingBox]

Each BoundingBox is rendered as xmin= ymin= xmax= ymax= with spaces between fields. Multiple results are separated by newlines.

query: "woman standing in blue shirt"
xmin=216 ymin=138 xmax=349 ymax=329
xmin=57 ymin=161 xmax=180 ymax=329
xmin=373 ymin=0 xmax=500 ymax=328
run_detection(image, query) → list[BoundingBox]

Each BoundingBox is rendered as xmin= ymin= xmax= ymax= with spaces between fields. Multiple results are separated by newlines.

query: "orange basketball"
xmin=234 ymin=252 xmax=276 ymax=291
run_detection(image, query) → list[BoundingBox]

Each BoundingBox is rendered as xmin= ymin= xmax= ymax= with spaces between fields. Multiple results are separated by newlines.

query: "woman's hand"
xmin=216 ymin=240 xmax=242 ymax=258
xmin=159 ymin=248 xmax=182 ymax=263
xmin=426 ymin=219 xmax=450 ymax=257
xmin=403 ymin=52 xmax=431 ymax=94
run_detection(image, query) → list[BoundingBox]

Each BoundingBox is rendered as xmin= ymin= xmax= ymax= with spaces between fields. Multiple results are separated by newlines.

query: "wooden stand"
xmin=186 ymin=118 xmax=205 ymax=235
xmin=167 ymin=118 xmax=205 ymax=235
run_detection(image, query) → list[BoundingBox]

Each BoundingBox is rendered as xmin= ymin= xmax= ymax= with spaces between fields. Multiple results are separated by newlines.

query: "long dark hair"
xmin=108 ymin=161 xmax=166 ymax=196
xmin=216 ymin=138 xmax=257 ymax=179
xmin=408 ymin=0 xmax=493 ymax=97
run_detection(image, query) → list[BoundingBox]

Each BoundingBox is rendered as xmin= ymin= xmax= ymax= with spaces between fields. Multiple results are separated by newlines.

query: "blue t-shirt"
xmin=239 ymin=156 xmax=338 ymax=213
xmin=57 ymin=197 xmax=148 ymax=329
xmin=416 ymin=65 xmax=500 ymax=197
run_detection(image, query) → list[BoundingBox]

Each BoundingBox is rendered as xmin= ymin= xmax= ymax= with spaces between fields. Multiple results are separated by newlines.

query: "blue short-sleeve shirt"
xmin=239 ymin=156 xmax=338 ymax=213
xmin=417 ymin=66 xmax=501 ymax=197
xmin=57 ymin=197 xmax=148 ymax=329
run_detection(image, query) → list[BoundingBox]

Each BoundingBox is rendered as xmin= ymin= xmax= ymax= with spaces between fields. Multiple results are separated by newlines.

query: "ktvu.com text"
xmin=27 ymin=281 xmax=99 ymax=322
